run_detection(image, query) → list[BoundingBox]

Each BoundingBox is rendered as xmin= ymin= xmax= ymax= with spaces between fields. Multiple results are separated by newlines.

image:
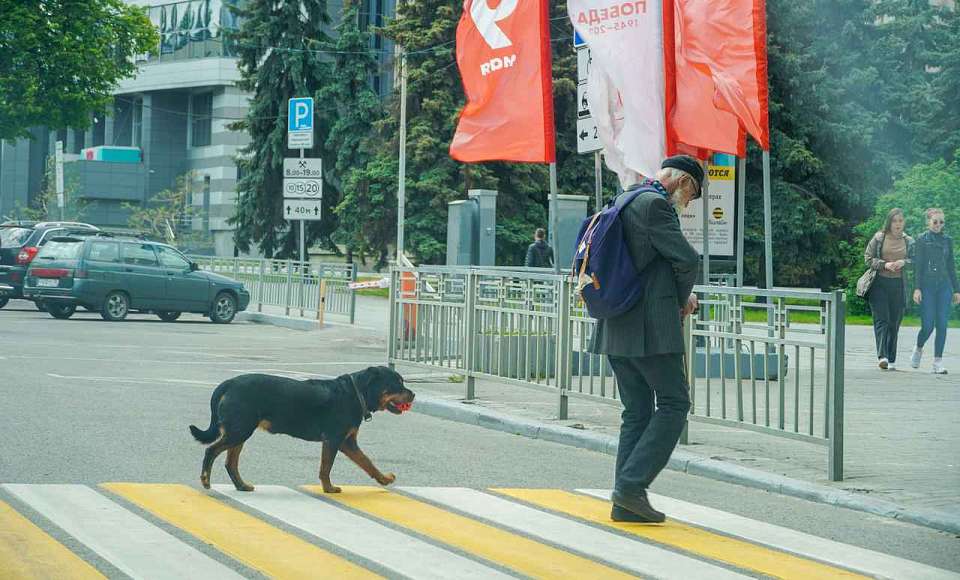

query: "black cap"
xmin=661 ymin=155 xmax=704 ymax=196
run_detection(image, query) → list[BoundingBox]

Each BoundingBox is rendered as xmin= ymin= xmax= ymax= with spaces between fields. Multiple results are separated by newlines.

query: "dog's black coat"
xmin=189 ymin=365 xmax=414 ymax=492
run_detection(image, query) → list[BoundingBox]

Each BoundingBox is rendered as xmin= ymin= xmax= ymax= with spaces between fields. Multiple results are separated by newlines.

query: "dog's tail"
xmin=189 ymin=380 xmax=231 ymax=444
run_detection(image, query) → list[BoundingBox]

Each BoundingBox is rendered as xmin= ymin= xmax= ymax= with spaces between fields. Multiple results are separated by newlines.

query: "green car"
xmin=23 ymin=235 xmax=250 ymax=323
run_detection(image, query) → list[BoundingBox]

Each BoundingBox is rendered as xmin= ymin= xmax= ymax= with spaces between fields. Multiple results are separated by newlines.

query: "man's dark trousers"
xmin=609 ymin=353 xmax=691 ymax=492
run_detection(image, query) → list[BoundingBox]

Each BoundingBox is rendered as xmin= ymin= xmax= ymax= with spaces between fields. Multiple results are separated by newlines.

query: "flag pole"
xmin=701 ymin=157 xmax=711 ymax=285
xmin=550 ymin=162 xmax=559 ymax=274
xmin=736 ymin=155 xmax=746 ymax=286
xmin=397 ymin=51 xmax=407 ymax=264
xmin=762 ymin=149 xmax=772 ymax=290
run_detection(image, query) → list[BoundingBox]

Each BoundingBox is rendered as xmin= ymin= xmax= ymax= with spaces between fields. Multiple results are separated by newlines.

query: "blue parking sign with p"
xmin=288 ymin=97 xmax=314 ymax=132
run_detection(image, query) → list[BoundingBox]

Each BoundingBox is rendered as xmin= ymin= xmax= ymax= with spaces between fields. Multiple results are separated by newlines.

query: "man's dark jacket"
xmin=524 ymin=240 xmax=554 ymax=268
xmin=591 ymin=189 xmax=700 ymax=357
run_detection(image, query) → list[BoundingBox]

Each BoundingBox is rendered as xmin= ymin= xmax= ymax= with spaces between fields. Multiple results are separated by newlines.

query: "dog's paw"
xmin=200 ymin=473 xmax=211 ymax=489
xmin=237 ymin=484 xmax=255 ymax=492
xmin=322 ymin=485 xmax=342 ymax=494
xmin=378 ymin=473 xmax=396 ymax=486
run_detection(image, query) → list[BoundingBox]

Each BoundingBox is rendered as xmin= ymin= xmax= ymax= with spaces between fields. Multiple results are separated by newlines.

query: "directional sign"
xmin=287 ymin=97 xmax=314 ymax=149
xmin=577 ymin=118 xmax=601 ymax=154
xmin=284 ymin=199 xmax=323 ymax=221
xmin=574 ymin=30 xmax=586 ymax=48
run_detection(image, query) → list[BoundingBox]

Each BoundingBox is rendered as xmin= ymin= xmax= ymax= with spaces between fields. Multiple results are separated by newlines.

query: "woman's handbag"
xmin=856 ymin=233 xmax=885 ymax=298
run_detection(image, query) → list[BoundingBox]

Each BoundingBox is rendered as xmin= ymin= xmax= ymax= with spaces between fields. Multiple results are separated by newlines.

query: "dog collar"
xmin=350 ymin=375 xmax=373 ymax=422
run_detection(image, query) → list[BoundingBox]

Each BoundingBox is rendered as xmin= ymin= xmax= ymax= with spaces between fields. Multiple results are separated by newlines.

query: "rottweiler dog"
xmin=189 ymin=366 xmax=414 ymax=492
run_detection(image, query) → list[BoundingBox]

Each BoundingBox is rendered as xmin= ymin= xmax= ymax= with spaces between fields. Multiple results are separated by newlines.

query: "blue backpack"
xmin=572 ymin=182 xmax=664 ymax=319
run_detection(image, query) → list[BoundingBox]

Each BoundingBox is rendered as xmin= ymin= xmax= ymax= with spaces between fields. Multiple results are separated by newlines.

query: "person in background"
xmin=524 ymin=228 xmax=554 ymax=268
xmin=864 ymin=208 xmax=913 ymax=370
xmin=911 ymin=208 xmax=959 ymax=374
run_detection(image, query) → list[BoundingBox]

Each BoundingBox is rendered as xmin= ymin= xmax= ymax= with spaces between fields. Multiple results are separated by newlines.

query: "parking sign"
xmin=287 ymin=97 xmax=314 ymax=149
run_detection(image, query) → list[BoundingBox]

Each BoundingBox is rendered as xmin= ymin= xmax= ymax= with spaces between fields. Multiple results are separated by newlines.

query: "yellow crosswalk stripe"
xmin=0 ymin=499 xmax=105 ymax=580
xmin=494 ymin=489 xmax=868 ymax=580
xmin=303 ymin=485 xmax=638 ymax=580
xmin=103 ymin=483 xmax=379 ymax=579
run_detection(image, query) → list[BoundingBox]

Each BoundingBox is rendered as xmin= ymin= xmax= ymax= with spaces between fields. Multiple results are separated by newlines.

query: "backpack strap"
xmin=570 ymin=211 xmax=604 ymax=278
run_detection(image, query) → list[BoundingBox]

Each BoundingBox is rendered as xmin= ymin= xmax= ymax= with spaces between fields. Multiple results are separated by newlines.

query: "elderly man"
xmin=592 ymin=154 xmax=702 ymax=523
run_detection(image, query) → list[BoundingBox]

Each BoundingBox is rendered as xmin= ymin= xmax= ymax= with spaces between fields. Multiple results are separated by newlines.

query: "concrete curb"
xmin=412 ymin=396 xmax=960 ymax=536
xmin=236 ymin=311 xmax=321 ymax=331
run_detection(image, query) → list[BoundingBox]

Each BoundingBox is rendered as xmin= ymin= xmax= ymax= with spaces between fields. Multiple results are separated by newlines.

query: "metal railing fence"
xmin=388 ymin=265 xmax=846 ymax=480
xmin=191 ymin=256 xmax=357 ymax=322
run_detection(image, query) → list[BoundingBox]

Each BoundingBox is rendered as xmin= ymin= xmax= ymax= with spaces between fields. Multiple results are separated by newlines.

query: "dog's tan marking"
xmin=258 ymin=420 xmax=272 ymax=432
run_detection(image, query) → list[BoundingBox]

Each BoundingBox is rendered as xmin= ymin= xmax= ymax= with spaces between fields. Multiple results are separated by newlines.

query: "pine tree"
xmin=229 ymin=0 xmax=337 ymax=258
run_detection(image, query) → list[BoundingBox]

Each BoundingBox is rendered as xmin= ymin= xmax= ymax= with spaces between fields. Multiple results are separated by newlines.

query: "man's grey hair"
xmin=656 ymin=167 xmax=692 ymax=183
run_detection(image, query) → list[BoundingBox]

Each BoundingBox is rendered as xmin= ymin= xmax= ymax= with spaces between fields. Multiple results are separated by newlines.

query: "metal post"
xmin=701 ymin=157 xmax=711 ymax=284
xmin=463 ymin=270 xmax=477 ymax=399
xmin=257 ymin=259 xmax=265 ymax=312
xmin=300 ymin=148 xmax=306 ymax=264
xmin=317 ymin=279 xmax=327 ymax=324
xmin=388 ymin=269 xmax=399 ymax=368
xmin=397 ymin=51 xmax=408 ymax=263
xmin=557 ymin=276 xmax=571 ymax=420
xmin=828 ymin=290 xmax=846 ymax=481
xmin=285 ymin=259 xmax=293 ymax=316
xmin=594 ymin=151 xmax=602 ymax=211
xmin=680 ymin=311 xmax=692 ymax=445
xmin=55 ymin=140 xmax=64 ymax=221
xmin=549 ymin=162 xmax=559 ymax=274
xmin=762 ymin=150 xmax=773 ymax=290
xmin=736 ymin=156 xmax=746 ymax=287
xmin=348 ymin=264 xmax=357 ymax=324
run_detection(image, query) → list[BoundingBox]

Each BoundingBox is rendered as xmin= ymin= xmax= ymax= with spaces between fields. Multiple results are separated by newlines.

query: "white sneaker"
xmin=911 ymin=347 xmax=922 ymax=369
xmin=878 ymin=358 xmax=889 ymax=370
xmin=933 ymin=359 xmax=948 ymax=375
xmin=887 ymin=363 xmax=897 ymax=371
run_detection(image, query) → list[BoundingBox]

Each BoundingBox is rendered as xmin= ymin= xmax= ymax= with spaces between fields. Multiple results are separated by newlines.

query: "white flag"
xmin=569 ymin=0 xmax=666 ymax=186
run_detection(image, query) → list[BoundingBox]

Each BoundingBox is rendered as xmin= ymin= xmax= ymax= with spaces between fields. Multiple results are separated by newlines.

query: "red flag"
xmin=665 ymin=0 xmax=770 ymax=156
xmin=449 ymin=0 xmax=555 ymax=163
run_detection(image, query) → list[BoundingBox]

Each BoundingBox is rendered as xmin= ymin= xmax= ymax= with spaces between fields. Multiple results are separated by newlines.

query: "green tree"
xmin=124 ymin=172 xmax=199 ymax=245
xmin=324 ymin=0 xmax=391 ymax=267
xmin=4 ymin=157 xmax=88 ymax=222
xmin=0 ymin=0 xmax=157 ymax=140
xmin=229 ymin=0 xmax=338 ymax=258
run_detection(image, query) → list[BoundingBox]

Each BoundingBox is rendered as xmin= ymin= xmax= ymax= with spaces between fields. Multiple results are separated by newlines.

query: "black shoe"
xmin=611 ymin=504 xmax=658 ymax=523
xmin=611 ymin=489 xmax=666 ymax=523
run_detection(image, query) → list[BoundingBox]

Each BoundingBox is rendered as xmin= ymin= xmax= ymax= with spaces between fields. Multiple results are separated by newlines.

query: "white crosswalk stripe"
xmin=2 ymin=484 xmax=244 ymax=580
xmin=400 ymin=486 xmax=752 ymax=580
xmin=213 ymin=485 xmax=514 ymax=579
xmin=579 ymin=488 xmax=960 ymax=580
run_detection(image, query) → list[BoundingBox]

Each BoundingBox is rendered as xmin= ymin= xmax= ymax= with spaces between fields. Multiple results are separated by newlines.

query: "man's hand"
xmin=884 ymin=262 xmax=897 ymax=272
xmin=913 ymin=289 xmax=922 ymax=305
xmin=892 ymin=259 xmax=906 ymax=272
xmin=681 ymin=293 xmax=699 ymax=317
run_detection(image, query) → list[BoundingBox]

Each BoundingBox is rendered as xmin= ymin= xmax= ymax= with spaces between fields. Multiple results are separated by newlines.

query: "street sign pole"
xmin=594 ymin=151 xmax=602 ymax=211
xmin=397 ymin=51 xmax=408 ymax=264
xmin=549 ymin=162 xmax=559 ymax=274
xmin=701 ymin=158 xmax=710 ymax=285
xmin=300 ymin=148 xmax=305 ymax=264
xmin=736 ymin=156 xmax=746 ymax=286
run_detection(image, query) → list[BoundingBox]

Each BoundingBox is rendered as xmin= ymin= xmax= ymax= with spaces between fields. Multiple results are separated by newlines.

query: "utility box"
xmin=446 ymin=200 xmax=476 ymax=266
xmin=446 ymin=189 xmax=498 ymax=266
xmin=555 ymin=194 xmax=589 ymax=268
xmin=469 ymin=189 xmax=497 ymax=266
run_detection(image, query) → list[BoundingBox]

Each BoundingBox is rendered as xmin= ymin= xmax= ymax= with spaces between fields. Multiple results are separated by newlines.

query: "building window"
xmin=191 ymin=93 xmax=213 ymax=147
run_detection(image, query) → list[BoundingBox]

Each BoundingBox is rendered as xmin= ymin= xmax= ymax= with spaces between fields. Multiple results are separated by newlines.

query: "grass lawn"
xmin=742 ymin=308 xmax=959 ymax=327
xmin=354 ymin=276 xmax=390 ymax=299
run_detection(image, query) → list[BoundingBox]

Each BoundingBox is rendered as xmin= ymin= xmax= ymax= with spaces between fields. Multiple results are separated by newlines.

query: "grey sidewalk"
xmin=251 ymin=295 xmax=960 ymax=520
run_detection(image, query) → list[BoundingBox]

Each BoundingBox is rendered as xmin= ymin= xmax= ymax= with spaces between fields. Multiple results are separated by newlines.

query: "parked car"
xmin=22 ymin=235 xmax=250 ymax=323
xmin=0 ymin=221 xmax=100 ymax=309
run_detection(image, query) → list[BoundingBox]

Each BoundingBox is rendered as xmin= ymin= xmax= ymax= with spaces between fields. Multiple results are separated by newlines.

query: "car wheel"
xmin=209 ymin=292 xmax=237 ymax=324
xmin=0 ymin=298 xmax=8 ymax=309
xmin=102 ymin=291 xmax=130 ymax=321
xmin=157 ymin=311 xmax=181 ymax=322
xmin=47 ymin=303 xmax=76 ymax=319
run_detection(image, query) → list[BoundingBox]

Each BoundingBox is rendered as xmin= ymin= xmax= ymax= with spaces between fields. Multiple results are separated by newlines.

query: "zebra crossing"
xmin=1 ymin=483 xmax=957 ymax=579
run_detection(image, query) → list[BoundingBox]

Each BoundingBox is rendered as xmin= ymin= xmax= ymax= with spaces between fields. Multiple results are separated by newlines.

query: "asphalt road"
xmin=1 ymin=299 xmax=958 ymax=577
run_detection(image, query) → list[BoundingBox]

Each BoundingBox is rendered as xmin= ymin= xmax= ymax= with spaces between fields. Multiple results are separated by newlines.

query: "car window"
xmin=39 ymin=229 xmax=65 ymax=245
xmin=156 ymin=245 xmax=191 ymax=269
xmin=122 ymin=243 xmax=159 ymax=267
xmin=0 ymin=227 xmax=33 ymax=247
xmin=36 ymin=240 xmax=83 ymax=261
xmin=86 ymin=241 xmax=121 ymax=263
